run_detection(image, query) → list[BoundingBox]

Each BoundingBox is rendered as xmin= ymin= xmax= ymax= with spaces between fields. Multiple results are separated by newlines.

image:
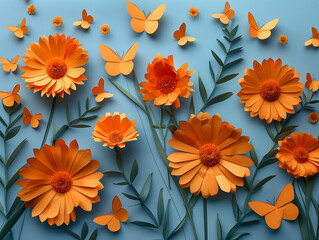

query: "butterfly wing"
xmin=100 ymin=44 xmax=122 ymax=76
xmin=0 ymin=57 xmax=11 ymax=72
xmin=30 ymin=114 xmax=42 ymax=128
xmin=248 ymin=201 xmax=276 ymax=216
xmin=281 ymin=203 xmax=299 ymax=221
xmin=81 ymin=21 xmax=90 ymax=29
xmin=0 ymin=92 xmax=14 ymax=107
xmin=113 ymin=195 xmax=129 ymax=223
xmin=258 ymin=18 xmax=279 ymax=40
xmin=20 ymin=18 xmax=28 ymax=35
xmin=145 ymin=4 xmax=166 ymax=34
xmin=22 ymin=107 xmax=32 ymax=126
xmin=10 ymin=55 xmax=19 ymax=72
xmin=115 ymin=208 xmax=129 ymax=222
xmin=96 ymin=93 xmax=113 ymax=102
xmin=265 ymin=208 xmax=283 ymax=229
xmin=121 ymin=42 xmax=138 ymax=75
xmin=275 ymin=183 xmax=294 ymax=208
xmin=174 ymin=23 xmax=186 ymax=40
xmin=127 ymin=1 xmax=146 ymax=33
xmin=6 ymin=26 xmax=24 ymax=38
xmin=112 ymin=196 xmax=122 ymax=214
xmin=93 ymin=214 xmax=114 ymax=226
xmin=248 ymin=12 xmax=259 ymax=38
xmin=73 ymin=20 xmax=83 ymax=26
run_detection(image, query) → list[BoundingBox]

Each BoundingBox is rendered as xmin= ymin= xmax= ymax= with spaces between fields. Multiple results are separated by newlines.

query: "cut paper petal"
xmin=173 ymin=23 xmax=196 ymax=46
xmin=7 ymin=17 xmax=28 ymax=38
xmin=248 ymin=12 xmax=278 ymax=40
xmin=0 ymin=55 xmax=19 ymax=73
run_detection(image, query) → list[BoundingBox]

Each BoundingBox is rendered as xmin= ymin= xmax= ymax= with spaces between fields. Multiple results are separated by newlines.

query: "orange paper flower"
xmin=93 ymin=195 xmax=128 ymax=232
xmin=92 ymin=78 xmax=113 ymax=102
xmin=309 ymin=112 xmax=319 ymax=124
xmin=139 ymin=54 xmax=195 ymax=109
xmin=92 ymin=112 xmax=139 ymax=149
xmin=17 ymin=139 xmax=104 ymax=226
xmin=27 ymin=4 xmax=36 ymax=15
xmin=52 ymin=16 xmax=63 ymax=27
xmin=305 ymin=73 xmax=319 ymax=92
xmin=0 ymin=84 xmax=21 ymax=107
xmin=20 ymin=33 xmax=88 ymax=98
xmin=189 ymin=7 xmax=199 ymax=17
xmin=279 ymin=34 xmax=288 ymax=44
xmin=100 ymin=24 xmax=110 ymax=35
xmin=276 ymin=132 xmax=319 ymax=178
xmin=167 ymin=112 xmax=253 ymax=198
xmin=238 ymin=58 xmax=303 ymax=123
xmin=22 ymin=107 xmax=43 ymax=128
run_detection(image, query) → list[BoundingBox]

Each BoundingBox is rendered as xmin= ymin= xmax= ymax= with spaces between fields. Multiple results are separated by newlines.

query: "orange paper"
xmin=100 ymin=42 xmax=138 ymax=76
xmin=126 ymin=1 xmax=166 ymax=34
xmin=0 ymin=84 xmax=20 ymax=107
xmin=22 ymin=107 xmax=42 ymax=128
xmin=6 ymin=17 xmax=28 ymax=38
xmin=248 ymin=12 xmax=279 ymax=40
xmin=92 ymin=78 xmax=113 ymax=102
xmin=173 ymin=23 xmax=196 ymax=46
xmin=249 ymin=183 xmax=299 ymax=230
xmin=305 ymin=73 xmax=319 ymax=92
xmin=0 ymin=55 xmax=19 ymax=73
xmin=212 ymin=1 xmax=235 ymax=24
xmin=73 ymin=9 xmax=94 ymax=29
xmin=305 ymin=27 xmax=319 ymax=47
xmin=93 ymin=195 xmax=128 ymax=232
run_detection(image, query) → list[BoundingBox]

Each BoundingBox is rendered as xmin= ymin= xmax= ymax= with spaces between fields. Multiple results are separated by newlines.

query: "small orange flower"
xmin=139 ymin=54 xmax=195 ymax=109
xmin=27 ymin=4 xmax=36 ymax=15
xmin=52 ymin=16 xmax=63 ymax=27
xmin=100 ymin=24 xmax=110 ymax=35
xmin=305 ymin=73 xmax=319 ymax=92
xmin=309 ymin=112 xmax=319 ymax=124
xmin=279 ymin=34 xmax=288 ymax=44
xmin=277 ymin=132 xmax=319 ymax=178
xmin=92 ymin=112 xmax=139 ymax=148
xmin=189 ymin=7 xmax=199 ymax=17
xmin=0 ymin=84 xmax=21 ymax=107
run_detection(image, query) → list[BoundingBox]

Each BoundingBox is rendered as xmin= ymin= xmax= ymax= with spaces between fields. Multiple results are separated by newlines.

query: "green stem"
xmin=203 ymin=198 xmax=208 ymax=240
xmin=41 ymin=97 xmax=57 ymax=148
xmin=169 ymin=105 xmax=179 ymax=128
xmin=3 ymin=113 xmax=11 ymax=216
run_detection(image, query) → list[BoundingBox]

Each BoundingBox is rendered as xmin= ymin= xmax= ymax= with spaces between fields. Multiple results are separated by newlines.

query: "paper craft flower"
xmin=167 ymin=112 xmax=253 ymax=198
xmin=139 ymin=54 xmax=195 ymax=109
xmin=52 ymin=16 xmax=63 ymax=27
xmin=305 ymin=73 xmax=319 ymax=92
xmin=92 ymin=112 xmax=139 ymax=149
xmin=189 ymin=7 xmax=199 ymax=17
xmin=20 ymin=33 xmax=88 ymax=98
xmin=237 ymin=58 xmax=303 ymax=123
xmin=0 ymin=84 xmax=21 ymax=107
xmin=100 ymin=24 xmax=110 ymax=35
xmin=276 ymin=132 xmax=319 ymax=178
xmin=279 ymin=34 xmax=288 ymax=44
xmin=27 ymin=4 xmax=36 ymax=15
xmin=17 ymin=139 xmax=104 ymax=226
xmin=309 ymin=112 xmax=319 ymax=124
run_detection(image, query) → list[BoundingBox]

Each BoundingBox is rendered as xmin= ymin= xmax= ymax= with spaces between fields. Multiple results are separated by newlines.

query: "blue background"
xmin=0 ymin=0 xmax=319 ymax=239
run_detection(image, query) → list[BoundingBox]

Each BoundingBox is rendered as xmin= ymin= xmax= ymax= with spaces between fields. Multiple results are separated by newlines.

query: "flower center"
xmin=109 ymin=131 xmax=123 ymax=143
xmin=51 ymin=172 xmax=72 ymax=193
xmin=46 ymin=58 xmax=68 ymax=79
xmin=259 ymin=80 xmax=281 ymax=102
xmin=157 ymin=75 xmax=177 ymax=94
xmin=199 ymin=144 xmax=221 ymax=167
xmin=293 ymin=148 xmax=309 ymax=163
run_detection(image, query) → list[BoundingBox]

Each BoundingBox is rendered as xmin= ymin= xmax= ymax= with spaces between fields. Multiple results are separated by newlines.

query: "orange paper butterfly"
xmin=248 ymin=183 xmax=299 ymax=230
xmin=126 ymin=1 xmax=166 ymax=34
xmin=212 ymin=1 xmax=235 ymax=25
xmin=248 ymin=12 xmax=279 ymax=40
xmin=305 ymin=73 xmax=319 ymax=92
xmin=305 ymin=27 xmax=319 ymax=47
xmin=0 ymin=55 xmax=19 ymax=73
xmin=100 ymin=42 xmax=138 ymax=76
xmin=73 ymin=9 xmax=94 ymax=29
xmin=6 ymin=18 xmax=28 ymax=38
xmin=173 ymin=23 xmax=196 ymax=46
xmin=22 ymin=107 xmax=42 ymax=129
xmin=92 ymin=78 xmax=113 ymax=102
xmin=0 ymin=84 xmax=21 ymax=107
xmin=93 ymin=196 xmax=129 ymax=232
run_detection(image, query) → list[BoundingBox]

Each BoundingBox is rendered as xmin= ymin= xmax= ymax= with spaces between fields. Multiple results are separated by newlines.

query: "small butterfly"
xmin=305 ymin=73 xmax=319 ymax=92
xmin=305 ymin=27 xmax=319 ymax=47
xmin=0 ymin=84 xmax=21 ymax=107
xmin=126 ymin=1 xmax=166 ymax=34
xmin=92 ymin=78 xmax=113 ymax=102
xmin=6 ymin=18 xmax=28 ymax=38
xmin=212 ymin=1 xmax=235 ymax=25
xmin=93 ymin=196 xmax=129 ymax=232
xmin=248 ymin=183 xmax=299 ymax=229
xmin=73 ymin=9 xmax=94 ymax=29
xmin=173 ymin=23 xmax=196 ymax=46
xmin=22 ymin=107 xmax=42 ymax=129
xmin=248 ymin=12 xmax=279 ymax=40
xmin=100 ymin=42 xmax=138 ymax=76
xmin=0 ymin=55 xmax=19 ymax=73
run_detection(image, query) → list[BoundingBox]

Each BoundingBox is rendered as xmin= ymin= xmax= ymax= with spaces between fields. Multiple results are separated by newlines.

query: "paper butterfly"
xmin=305 ymin=73 xmax=319 ymax=91
xmin=0 ymin=55 xmax=19 ymax=73
xmin=92 ymin=78 xmax=113 ymax=102
xmin=248 ymin=183 xmax=299 ymax=230
xmin=0 ymin=84 xmax=20 ymax=107
xmin=22 ymin=107 xmax=42 ymax=129
xmin=212 ymin=1 xmax=235 ymax=25
xmin=100 ymin=42 xmax=138 ymax=76
xmin=126 ymin=1 xmax=166 ymax=34
xmin=173 ymin=23 xmax=196 ymax=46
xmin=305 ymin=27 xmax=319 ymax=47
xmin=93 ymin=195 xmax=129 ymax=232
xmin=248 ymin=12 xmax=279 ymax=40
xmin=73 ymin=9 xmax=94 ymax=29
xmin=6 ymin=18 xmax=28 ymax=39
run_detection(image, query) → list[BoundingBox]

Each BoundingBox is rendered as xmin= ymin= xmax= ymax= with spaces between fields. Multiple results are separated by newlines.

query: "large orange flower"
xmin=238 ymin=59 xmax=303 ymax=123
xmin=139 ymin=54 xmax=195 ymax=109
xmin=167 ymin=112 xmax=253 ymax=198
xmin=20 ymin=33 xmax=88 ymax=98
xmin=92 ymin=112 xmax=139 ymax=149
xmin=276 ymin=132 xmax=319 ymax=178
xmin=17 ymin=139 xmax=103 ymax=226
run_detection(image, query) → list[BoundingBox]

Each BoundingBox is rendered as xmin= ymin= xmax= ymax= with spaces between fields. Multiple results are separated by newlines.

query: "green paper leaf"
xmin=86 ymin=97 xmax=89 ymax=111
xmin=211 ymin=50 xmax=224 ymax=66
xmin=80 ymin=115 xmax=98 ymax=121
xmin=231 ymin=35 xmax=242 ymax=43
xmin=9 ymin=113 xmax=23 ymax=128
xmin=63 ymin=228 xmax=81 ymax=240
xmin=88 ymin=229 xmax=98 ymax=240
xmin=228 ymin=47 xmax=243 ymax=55
xmin=6 ymin=139 xmax=26 ymax=167
xmin=7 ymin=165 xmax=25 ymax=189
xmin=207 ymin=92 xmax=233 ymax=106
xmin=5 ymin=125 xmax=21 ymax=140
xmin=230 ymin=25 xmax=239 ymax=39
xmin=0 ymin=202 xmax=4 ymax=216
xmin=7 ymin=103 xmax=21 ymax=116
xmin=88 ymin=106 xmax=100 ymax=112
xmin=252 ymin=175 xmax=276 ymax=192
xmin=113 ymin=182 xmax=129 ymax=185
xmin=305 ymin=176 xmax=315 ymax=213
xmin=217 ymin=39 xmax=227 ymax=53
xmin=217 ymin=73 xmax=239 ymax=84
xmin=168 ymin=214 xmax=186 ymax=239
xmin=0 ymin=130 xmax=4 ymax=139
xmin=70 ymin=124 xmax=91 ymax=128
xmin=130 ymin=159 xmax=139 ymax=183
xmin=7 ymin=197 xmax=22 ymax=217
xmin=232 ymin=194 xmax=240 ymax=221
xmin=198 ymin=73 xmax=207 ymax=103
xmin=140 ymin=173 xmax=152 ymax=201
xmin=275 ymin=130 xmax=294 ymax=142
xmin=0 ymin=202 xmax=25 ymax=239
xmin=281 ymin=125 xmax=298 ymax=133
xmin=249 ymin=144 xmax=258 ymax=166
xmin=209 ymin=61 xmax=215 ymax=82
xmin=157 ymin=188 xmax=164 ymax=225
xmin=122 ymin=192 xmax=139 ymax=201
xmin=53 ymin=125 xmax=69 ymax=143
xmin=265 ymin=125 xmax=275 ymax=141
xmin=224 ymin=58 xmax=243 ymax=69
xmin=163 ymin=200 xmax=170 ymax=239
xmin=274 ymin=121 xmax=282 ymax=133
xmin=217 ymin=214 xmax=222 ymax=240
xmin=0 ymin=116 xmax=7 ymax=127
xmin=189 ymin=95 xmax=195 ymax=117
xmin=258 ymin=158 xmax=277 ymax=168
xmin=115 ymin=148 xmax=123 ymax=172
xmin=81 ymin=222 xmax=88 ymax=240
xmin=306 ymin=91 xmax=313 ymax=103
xmin=130 ymin=221 xmax=158 ymax=228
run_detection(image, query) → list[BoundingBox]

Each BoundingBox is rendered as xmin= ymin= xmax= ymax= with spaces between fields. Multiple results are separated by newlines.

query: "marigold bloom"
xmin=27 ymin=4 xmax=36 ymax=15
xmin=20 ymin=33 xmax=88 ymax=98
xmin=305 ymin=73 xmax=319 ymax=92
xmin=0 ymin=84 xmax=21 ymax=107
xmin=279 ymin=35 xmax=288 ymax=44
xmin=100 ymin=24 xmax=110 ymax=35
xmin=276 ymin=132 xmax=319 ymax=178
xmin=189 ymin=7 xmax=199 ymax=17
xmin=238 ymin=58 xmax=303 ymax=123
xmin=139 ymin=54 xmax=195 ymax=109
xmin=309 ymin=112 xmax=319 ymax=124
xmin=17 ymin=139 xmax=104 ymax=226
xmin=167 ymin=112 xmax=253 ymax=198
xmin=92 ymin=112 xmax=139 ymax=149
xmin=52 ymin=16 xmax=63 ymax=27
